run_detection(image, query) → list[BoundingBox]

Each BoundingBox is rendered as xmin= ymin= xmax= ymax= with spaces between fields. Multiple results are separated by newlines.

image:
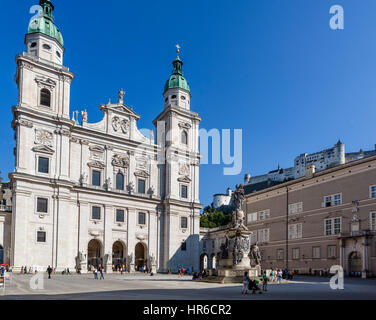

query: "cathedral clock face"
xmin=35 ymin=130 xmax=53 ymax=147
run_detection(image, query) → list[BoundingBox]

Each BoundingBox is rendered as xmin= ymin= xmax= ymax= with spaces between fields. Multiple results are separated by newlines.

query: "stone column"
xmin=339 ymin=239 xmax=345 ymax=273
xmin=127 ymin=208 xmax=136 ymax=272
xmin=105 ymin=146 xmax=113 ymax=191
xmin=78 ymin=201 xmax=89 ymax=273
xmin=362 ymin=236 xmax=369 ymax=279
xmin=104 ymin=205 xmax=113 ymax=273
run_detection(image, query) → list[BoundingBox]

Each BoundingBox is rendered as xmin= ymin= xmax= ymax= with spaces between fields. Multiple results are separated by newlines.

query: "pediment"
xmin=32 ymin=145 xmax=55 ymax=154
xmin=134 ymin=170 xmax=150 ymax=178
xmin=87 ymin=160 xmax=105 ymax=169
xmin=89 ymin=145 xmax=105 ymax=153
xmin=100 ymin=103 xmax=140 ymax=120
xmin=178 ymin=176 xmax=191 ymax=183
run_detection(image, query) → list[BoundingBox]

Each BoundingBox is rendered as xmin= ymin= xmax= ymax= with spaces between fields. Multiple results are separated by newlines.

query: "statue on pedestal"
xmin=231 ymin=184 xmax=247 ymax=229
xmin=118 ymin=89 xmax=125 ymax=105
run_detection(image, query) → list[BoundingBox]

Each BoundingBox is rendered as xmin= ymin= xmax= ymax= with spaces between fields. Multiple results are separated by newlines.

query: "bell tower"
xmin=153 ymin=46 xmax=202 ymax=272
xmin=16 ymin=0 xmax=73 ymax=118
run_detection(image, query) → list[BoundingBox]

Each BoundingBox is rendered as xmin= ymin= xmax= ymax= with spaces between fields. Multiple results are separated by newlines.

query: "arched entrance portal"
xmin=0 ymin=245 xmax=3 ymax=265
xmin=87 ymin=239 xmax=103 ymax=270
xmin=112 ymin=241 xmax=125 ymax=270
xmin=135 ymin=242 xmax=147 ymax=271
xmin=200 ymin=254 xmax=208 ymax=271
xmin=349 ymin=251 xmax=362 ymax=276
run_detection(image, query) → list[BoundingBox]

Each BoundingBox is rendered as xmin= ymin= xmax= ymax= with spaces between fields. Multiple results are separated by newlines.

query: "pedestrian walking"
xmin=94 ymin=268 xmax=98 ymax=279
xmin=277 ymin=269 xmax=282 ymax=284
xmin=262 ymin=271 xmax=268 ymax=291
xmin=99 ymin=267 xmax=104 ymax=280
xmin=241 ymin=272 xmax=249 ymax=294
xmin=47 ymin=265 xmax=53 ymax=279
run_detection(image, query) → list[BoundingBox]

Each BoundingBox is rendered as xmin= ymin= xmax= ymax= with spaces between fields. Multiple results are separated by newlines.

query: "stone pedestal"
xmin=200 ymin=226 xmax=262 ymax=284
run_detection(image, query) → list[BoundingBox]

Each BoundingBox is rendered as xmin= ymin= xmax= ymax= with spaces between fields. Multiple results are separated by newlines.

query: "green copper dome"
xmin=27 ymin=0 xmax=64 ymax=47
xmin=164 ymin=50 xmax=190 ymax=94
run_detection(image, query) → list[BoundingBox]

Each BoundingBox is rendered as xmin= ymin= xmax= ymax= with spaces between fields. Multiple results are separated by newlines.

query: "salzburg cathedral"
xmin=4 ymin=0 xmax=202 ymax=273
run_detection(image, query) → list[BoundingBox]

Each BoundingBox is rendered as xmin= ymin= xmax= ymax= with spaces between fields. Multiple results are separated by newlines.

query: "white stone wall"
xmin=9 ymin=31 xmax=202 ymax=274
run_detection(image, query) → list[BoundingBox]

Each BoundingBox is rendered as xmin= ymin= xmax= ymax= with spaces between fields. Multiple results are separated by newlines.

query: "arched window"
xmin=116 ymin=172 xmax=124 ymax=191
xmin=40 ymin=89 xmax=51 ymax=107
xmin=181 ymin=131 xmax=188 ymax=145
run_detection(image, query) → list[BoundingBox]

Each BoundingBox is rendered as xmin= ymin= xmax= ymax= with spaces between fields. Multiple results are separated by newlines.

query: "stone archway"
xmin=135 ymin=242 xmax=147 ymax=271
xmin=87 ymin=239 xmax=103 ymax=270
xmin=0 ymin=245 xmax=3 ymax=265
xmin=200 ymin=254 xmax=208 ymax=271
xmin=348 ymin=251 xmax=362 ymax=276
xmin=112 ymin=241 xmax=126 ymax=270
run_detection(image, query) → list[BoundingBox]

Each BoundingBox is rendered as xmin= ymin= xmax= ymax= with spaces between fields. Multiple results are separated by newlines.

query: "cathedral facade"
xmin=8 ymin=0 xmax=202 ymax=273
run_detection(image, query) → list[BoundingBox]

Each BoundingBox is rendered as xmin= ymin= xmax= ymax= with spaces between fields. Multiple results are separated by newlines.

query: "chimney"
xmin=306 ymin=164 xmax=316 ymax=178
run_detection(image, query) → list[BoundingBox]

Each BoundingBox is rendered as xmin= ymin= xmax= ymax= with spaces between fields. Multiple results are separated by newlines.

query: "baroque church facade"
xmin=9 ymin=0 xmax=202 ymax=273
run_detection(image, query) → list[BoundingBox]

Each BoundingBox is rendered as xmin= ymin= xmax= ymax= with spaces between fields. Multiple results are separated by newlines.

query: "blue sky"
xmin=1 ymin=0 xmax=376 ymax=208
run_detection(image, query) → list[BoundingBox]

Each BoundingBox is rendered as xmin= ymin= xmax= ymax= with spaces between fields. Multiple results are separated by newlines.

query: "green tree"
xmin=200 ymin=209 xmax=232 ymax=228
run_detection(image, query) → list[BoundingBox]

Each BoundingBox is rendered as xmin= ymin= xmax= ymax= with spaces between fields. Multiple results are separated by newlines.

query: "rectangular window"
xmin=328 ymin=245 xmax=337 ymax=258
xmin=324 ymin=194 xmax=342 ymax=207
xmin=92 ymin=170 xmax=101 ymax=187
xmin=292 ymin=248 xmax=300 ymax=260
xmin=277 ymin=249 xmax=284 ymax=260
xmin=250 ymin=231 xmax=257 ymax=245
xmin=37 ymin=231 xmax=46 ymax=243
xmin=370 ymin=186 xmax=376 ymax=199
xmin=247 ymin=212 xmax=258 ymax=223
xmin=116 ymin=209 xmax=125 ymax=223
xmin=325 ymin=217 xmax=341 ymax=235
xmin=37 ymin=198 xmax=48 ymax=213
xmin=138 ymin=212 xmax=146 ymax=225
xmin=181 ymin=241 xmax=187 ymax=251
xmin=288 ymin=202 xmax=303 ymax=214
xmin=138 ymin=179 xmax=146 ymax=194
xmin=92 ymin=206 xmax=101 ymax=220
xmin=334 ymin=218 xmax=341 ymax=234
xmin=334 ymin=194 xmax=342 ymax=206
xmin=313 ymin=247 xmax=321 ymax=259
xmin=325 ymin=219 xmax=332 ymax=236
xmin=181 ymin=217 xmax=188 ymax=229
xmin=370 ymin=212 xmax=376 ymax=231
xmin=258 ymin=209 xmax=270 ymax=220
xmin=258 ymin=229 xmax=270 ymax=243
xmin=288 ymin=223 xmax=303 ymax=240
xmin=38 ymin=157 xmax=49 ymax=174
xmin=181 ymin=185 xmax=188 ymax=199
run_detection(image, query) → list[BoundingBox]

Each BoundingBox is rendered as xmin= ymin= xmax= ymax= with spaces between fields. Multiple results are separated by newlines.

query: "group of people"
xmin=93 ymin=265 xmax=105 ymax=280
xmin=19 ymin=266 xmax=39 ymax=274
xmin=242 ymin=271 xmax=269 ymax=295
xmin=178 ymin=268 xmax=185 ymax=278
xmin=269 ymin=269 xmax=294 ymax=283
xmin=113 ymin=264 xmax=127 ymax=274
xmin=0 ymin=265 xmax=9 ymax=276
xmin=192 ymin=270 xmax=208 ymax=280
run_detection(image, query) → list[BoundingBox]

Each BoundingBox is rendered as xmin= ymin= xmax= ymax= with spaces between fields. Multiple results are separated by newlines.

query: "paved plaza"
xmin=0 ymin=273 xmax=375 ymax=300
